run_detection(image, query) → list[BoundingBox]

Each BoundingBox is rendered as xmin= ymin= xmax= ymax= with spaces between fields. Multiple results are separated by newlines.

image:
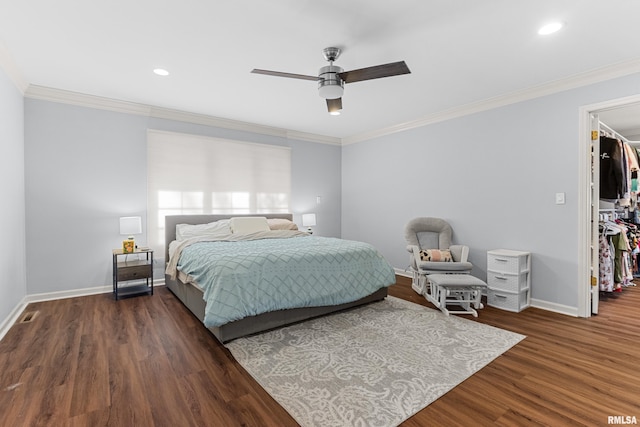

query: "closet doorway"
xmin=579 ymin=94 xmax=640 ymax=317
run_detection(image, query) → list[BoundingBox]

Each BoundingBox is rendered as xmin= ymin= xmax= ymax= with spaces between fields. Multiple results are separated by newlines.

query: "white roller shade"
xmin=147 ymin=130 xmax=291 ymax=258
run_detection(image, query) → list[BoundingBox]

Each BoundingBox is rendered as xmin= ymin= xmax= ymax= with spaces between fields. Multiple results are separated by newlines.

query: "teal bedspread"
xmin=176 ymin=236 xmax=396 ymax=328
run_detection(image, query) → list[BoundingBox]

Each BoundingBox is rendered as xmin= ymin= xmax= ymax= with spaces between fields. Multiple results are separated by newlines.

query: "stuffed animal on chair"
xmin=419 ymin=249 xmax=453 ymax=262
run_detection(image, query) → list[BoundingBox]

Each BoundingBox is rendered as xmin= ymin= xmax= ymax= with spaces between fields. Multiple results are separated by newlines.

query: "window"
xmin=147 ymin=130 xmax=291 ymax=257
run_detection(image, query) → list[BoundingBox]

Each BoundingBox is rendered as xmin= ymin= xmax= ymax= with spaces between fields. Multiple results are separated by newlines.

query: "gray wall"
xmin=0 ymin=66 xmax=26 ymax=322
xmin=342 ymin=72 xmax=640 ymax=311
xmin=24 ymin=99 xmax=341 ymax=294
xmin=14 ymin=71 xmax=640 ymax=311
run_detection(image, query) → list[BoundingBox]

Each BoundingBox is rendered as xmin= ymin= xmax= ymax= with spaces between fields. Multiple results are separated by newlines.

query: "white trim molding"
xmin=25 ymin=85 xmax=342 ymax=146
xmin=577 ymin=93 xmax=640 ymax=318
xmin=21 ymin=58 xmax=640 ymax=147
xmin=393 ymin=268 xmax=576 ymax=317
xmin=394 ymin=268 xmax=412 ymax=278
xmin=342 ymin=58 xmax=640 ymax=145
xmin=26 ymin=85 xmax=150 ymax=116
xmin=24 ymin=285 xmax=114 ymax=304
xmin=530 ymin=298 xmax=578 ymax=318
xmin=0 ymin=299 xmax=28 ymax=342
xmin=24 ymin=279 xmax=165 ymax=304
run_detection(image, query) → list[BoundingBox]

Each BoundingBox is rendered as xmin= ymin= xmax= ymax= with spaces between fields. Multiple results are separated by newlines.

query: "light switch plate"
xmin=555 ymin=192 xmax=566 ymax=204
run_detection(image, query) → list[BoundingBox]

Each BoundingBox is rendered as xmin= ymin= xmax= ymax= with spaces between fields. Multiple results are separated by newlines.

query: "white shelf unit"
xmin=486 ymin=249 xmax=531 ymax=312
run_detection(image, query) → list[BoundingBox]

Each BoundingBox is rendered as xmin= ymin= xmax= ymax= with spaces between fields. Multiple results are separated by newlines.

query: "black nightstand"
xmin=112 ymin=249 xmax=154 ymax=299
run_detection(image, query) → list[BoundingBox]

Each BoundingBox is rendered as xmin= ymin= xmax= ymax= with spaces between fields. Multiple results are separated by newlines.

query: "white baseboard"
xmin=530 ymin=298 xmax=578 ymax=317
xmin=2 ymin=277 xmax=575 ymax=342
xmin=394 ymin=268 xmax=412 ymax=278
xmin=393 ymin=268 xmax=579 ymax=317
xmin=0 ymin=279 xmax=165 ymax=342
xmin=0 ymin=299 xmax=28 ymax=342
xmin=24 ymin=285 xmax=113 ymax=303
xmin=25 ymin=279 xmax=165 ymax=303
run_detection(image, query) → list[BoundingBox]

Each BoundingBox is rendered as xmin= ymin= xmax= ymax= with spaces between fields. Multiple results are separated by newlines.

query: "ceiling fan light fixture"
xmin=318 ymin=65 xmax=344 ymax=99
xmin=252 ymin=46 xmax=411 ymax=114
xmin=326 ymin=97 xmax=342 ymax=115
xmin=319 ymin=84 xmax=344 ymax=99
xmin=327 ymin=104 xmax=341 ymax=115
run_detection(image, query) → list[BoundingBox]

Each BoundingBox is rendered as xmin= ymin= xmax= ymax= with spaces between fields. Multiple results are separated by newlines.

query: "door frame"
xmin=578 ymin=93 xmax=640 ymax=317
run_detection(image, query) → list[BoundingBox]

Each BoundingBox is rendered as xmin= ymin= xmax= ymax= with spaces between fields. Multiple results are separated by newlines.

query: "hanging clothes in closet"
xmin=599 ymin=131 xmax=640 ymax=212
xmin=600 ymin=135 xmax=625 ymax=201
xmin=599 ymin=219 xmax=637 ymax=292
xmin=598 ymin=125 xmax=640 ymax=294
xmin=599 ymin=222 xmax=616 ymax=292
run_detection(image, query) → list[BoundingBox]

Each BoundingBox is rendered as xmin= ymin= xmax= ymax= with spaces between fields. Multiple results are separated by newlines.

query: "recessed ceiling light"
xmin=538 ymin=22 xmax=564 ymax=35
xmin=153 ymin=68 xmax=170 ymax=76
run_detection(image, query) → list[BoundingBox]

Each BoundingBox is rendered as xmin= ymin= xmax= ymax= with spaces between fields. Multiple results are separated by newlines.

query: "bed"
xmin=164 ymin=214 xmax=395 ymax=342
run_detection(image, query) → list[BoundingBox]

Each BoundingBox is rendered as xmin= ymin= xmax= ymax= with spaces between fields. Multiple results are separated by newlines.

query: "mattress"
xmin=168 ymin=234 xmax=396 ymax=328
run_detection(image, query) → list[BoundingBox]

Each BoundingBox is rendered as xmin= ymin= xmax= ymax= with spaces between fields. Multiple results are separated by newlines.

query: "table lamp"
xmin=120 ymin=216 xmax=142 ymax=253
xmin=302 ymin=213 xmax=317 ymax=234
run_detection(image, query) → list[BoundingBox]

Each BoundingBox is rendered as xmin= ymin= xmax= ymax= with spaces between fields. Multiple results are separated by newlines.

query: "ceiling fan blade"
xmin=327 ymin=98 xmax=342 ymax=114
xmin=339 ymin=61 xmax=411 ymax=84
xmin=251 ymin=69 xmax=318 ymax=81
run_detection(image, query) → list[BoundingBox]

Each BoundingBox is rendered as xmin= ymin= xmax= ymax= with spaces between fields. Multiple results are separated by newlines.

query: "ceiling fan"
xmin=251 ymin=47 xmax=411 ymax=115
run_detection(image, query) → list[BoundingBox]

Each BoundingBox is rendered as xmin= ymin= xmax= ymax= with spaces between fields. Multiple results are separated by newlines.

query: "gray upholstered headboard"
xmin=164 ymin=213 xmax=294 ymax=260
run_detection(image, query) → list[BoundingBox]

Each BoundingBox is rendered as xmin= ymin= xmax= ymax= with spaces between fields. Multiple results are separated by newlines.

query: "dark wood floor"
xmin=1 ymin=277 xmax=638 ymax=427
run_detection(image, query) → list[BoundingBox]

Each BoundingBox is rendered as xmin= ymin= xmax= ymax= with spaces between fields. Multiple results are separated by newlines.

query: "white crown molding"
xmin=148 ymin=105 xmax=288 ymax=138
xmin=342 ymin=58 xmax=640 ymax=145
xmin=20 ymin=57 xmax=640 ymax=147
xmin=286 ymin=130 xmax=342 ymax=145
xmin=0 ymin=42 xmax=28 ymax=94
xmin=26 ymin=85 xmax=150 ymax=115
xmin=24 ymin=85 xmax=341 ymax=146
xmin=148 ymin=106 xmax=341 ymax=145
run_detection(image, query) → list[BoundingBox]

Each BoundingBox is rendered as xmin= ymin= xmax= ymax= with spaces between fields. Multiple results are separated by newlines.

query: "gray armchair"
xmin=405 ymin=217 xmax=473 ymax=294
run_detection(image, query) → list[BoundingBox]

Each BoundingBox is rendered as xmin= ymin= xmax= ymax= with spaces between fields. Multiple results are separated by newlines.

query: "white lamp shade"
xmin=120 ymin=216 xmax=142 ymax=236
xmin=302 ymin=213 xmax=317 ymax=227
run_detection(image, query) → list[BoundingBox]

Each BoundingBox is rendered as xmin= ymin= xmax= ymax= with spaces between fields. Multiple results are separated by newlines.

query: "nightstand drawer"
xmin=117 ymin=264 xmax=151 ymax=281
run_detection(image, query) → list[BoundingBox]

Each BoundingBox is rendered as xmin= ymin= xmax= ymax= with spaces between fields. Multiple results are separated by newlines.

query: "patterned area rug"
xmin=226 ymin=296 xmax=525 ymax=427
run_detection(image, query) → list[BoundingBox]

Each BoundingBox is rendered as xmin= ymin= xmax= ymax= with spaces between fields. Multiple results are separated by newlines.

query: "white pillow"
xmin=267 ymin=218 xmax=298 ymax=231
xmin=176 ymin=219 xmax=231 ymax=241
xmin=229 ymin=216 xmax=270 ymax=234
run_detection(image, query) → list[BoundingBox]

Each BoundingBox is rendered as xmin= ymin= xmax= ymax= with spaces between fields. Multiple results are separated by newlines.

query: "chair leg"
xmin=438 ymin=286 xmax=449 ymax=315
xmin=411 ymin=270 xmax=425 ymax=295
xmin=473 ymin=289 xmax=484 ymax=309
xmin=424 ymin=277 xmax=440 ymax=309
xmin=428 ymin=284 xmax=483 ymax=317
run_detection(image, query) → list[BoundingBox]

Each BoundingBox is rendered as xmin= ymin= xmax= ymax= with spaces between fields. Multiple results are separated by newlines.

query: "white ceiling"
xmin=1 ymin=0 xmax=640 ymax=140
